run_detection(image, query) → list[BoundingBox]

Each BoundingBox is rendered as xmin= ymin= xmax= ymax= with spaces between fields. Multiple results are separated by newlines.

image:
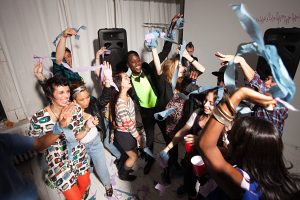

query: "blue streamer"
xmin=144 ymin=30 xmax=160 ymax=49
xmin=143 ymin=147 xmax=155 ymax=158
xmin=155 ymin=86 xmax=224 ymax=124
xmin=52 ymin=122 xmax=63 ymax=135
xmin=178 ymin=85 xmax=224 ymax=105
xmin=228 ymin=4 xmax=295 ymax=102
xmin=175 ymin=17 xmax=184 ymax=29
xmin=171 ymin=41 xmax=186 ymax=91
xmin=52 ymin=123 xmax=78 ymax=160
xmin=231 ymin=4 xmax=264 ymax=49
xmin=63 ymin=127 xmax=79 ymax=161
xmin=224 ymin=60 xmax=236 ymax=93
xmin=159 ymin=151 xmax=169 ymax=161
xmin=53 ymin=25 xmax=87 ymax=46
xmin=154 ymin=107 xmax=176 ymax=121
xmin=166 ymin=16 xmax=184 ymax=41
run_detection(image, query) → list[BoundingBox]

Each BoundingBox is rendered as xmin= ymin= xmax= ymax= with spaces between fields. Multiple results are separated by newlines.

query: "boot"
xmin=161 ymin=167 xmax=171 ymax=185
xmin=144 ymin=156 xmax=155 ymax=175
xmin=118 ymin=166 xmax=136 ymax=181
xmin=116 ymin=153 xmax=128 ymax=171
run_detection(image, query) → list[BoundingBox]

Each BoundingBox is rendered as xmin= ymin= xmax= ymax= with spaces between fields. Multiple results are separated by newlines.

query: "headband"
xmin=72 ymin=85 xmax=87 ymax=99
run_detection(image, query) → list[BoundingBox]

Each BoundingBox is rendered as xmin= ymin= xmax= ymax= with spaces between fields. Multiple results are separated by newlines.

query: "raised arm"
xmin=199 ymin=87 xmax=276 ymax=198
xmin=95 ymin=47 xmax=106 ymax=77
xmin=148 ymin=13 xmax=183 ymax=69
xmin=55 ymin=28 xmax=77 ymax=65
xmin=34 ymin=61 xmax=46 ymax=82
xmin=151 ymin=48 xmax=163 ymax=75
xmin=33 ymin=132 xmax=61 ymax=151
xmin=162 ymin=123 xmax=191 ymax=153
xmin=98 ymin=61 xmax=114 ymax=107
xmin=183 ymin=49 xmax=205 ymax=73
xmin=29 ymin=117 xmax=60 ymax=152
xmin=215 ymin=52 xmax=255 ymax=82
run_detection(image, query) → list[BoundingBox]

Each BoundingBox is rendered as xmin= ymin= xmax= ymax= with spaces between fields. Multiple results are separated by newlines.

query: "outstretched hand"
xmin=171 ymin=13 xmax=183 ymax=24
xmin=189 ymin=70 xmax=200 ymax=81
xmin=96 ymin=47 xmax=106 ymax=59
xmin=62 ymin=27 xmax=77 ymax=38
xmin=103 ymin=61 xmax=112 ymax=81
xmin=167 ymin=13 xmax=183 ymax=40
xmin=215 ymin=52 xmax=245 ymax=66
xmin=34 ymin=61 xmax=46 ymax=81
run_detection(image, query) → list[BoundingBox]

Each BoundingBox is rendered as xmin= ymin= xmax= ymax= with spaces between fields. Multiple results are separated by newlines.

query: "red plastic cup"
xmin=191 ymin=155 xmax=205 ymax=177
xmin=185 ymin=141 xmax=194 ymax=153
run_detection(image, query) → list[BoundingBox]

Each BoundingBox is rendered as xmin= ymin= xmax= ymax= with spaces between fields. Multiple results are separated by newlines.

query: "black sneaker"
xmin=176 ymin=185 xmax=186 ymax=196
xmin=144 ymin=157 xmax=155 ymax=175
xmin=161 ymin=169 xmax=171 ymax=185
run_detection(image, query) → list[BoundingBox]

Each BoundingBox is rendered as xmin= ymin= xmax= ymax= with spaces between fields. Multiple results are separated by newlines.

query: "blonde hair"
xmin=161 ymin=58 xmax=185 ymax=91
xmin=162 ymin=58 xmax=178 ymax=83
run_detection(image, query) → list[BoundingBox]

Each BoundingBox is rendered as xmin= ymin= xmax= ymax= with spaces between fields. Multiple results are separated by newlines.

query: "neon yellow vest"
xmin=131 ymin=73 xmax=157 ymax=108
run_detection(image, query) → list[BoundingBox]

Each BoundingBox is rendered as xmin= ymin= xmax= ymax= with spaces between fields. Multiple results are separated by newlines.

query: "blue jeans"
xmin=103 ymin=118 xmax=121 ymax=159
xmin=84 ymin=134 xmax=111 ymax=187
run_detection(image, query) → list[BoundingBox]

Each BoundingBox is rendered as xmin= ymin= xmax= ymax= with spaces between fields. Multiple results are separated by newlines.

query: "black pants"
xmin=182 ymin=152 xmax=198 ymax=197
xmin=140 ymin=107 xmax=166 ymax=151
xmin=162 ymin=132 xmax=179 ymax=168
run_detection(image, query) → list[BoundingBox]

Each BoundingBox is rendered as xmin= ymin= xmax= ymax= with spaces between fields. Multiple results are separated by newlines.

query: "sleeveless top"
xmin=81 ymin=126 xmax=98 ymax=144
xmin=236 ymin=167 xmax=261 ymax=200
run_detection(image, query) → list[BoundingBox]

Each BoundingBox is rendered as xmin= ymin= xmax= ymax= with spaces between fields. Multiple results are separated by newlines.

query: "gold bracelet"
xmin=217 ymin=104 xmax=234 ymax=120
xmin=212 ymin=107 xmax=232 ymax=127
xmin=217 ymin=106 xmax=232 ymax=122
xmin=224 ymin=94 xmax=236 ymax=115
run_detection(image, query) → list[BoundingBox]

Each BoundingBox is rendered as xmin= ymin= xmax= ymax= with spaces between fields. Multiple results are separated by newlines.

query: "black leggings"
xmin=140 ymin=107 xmax=166 ymax=151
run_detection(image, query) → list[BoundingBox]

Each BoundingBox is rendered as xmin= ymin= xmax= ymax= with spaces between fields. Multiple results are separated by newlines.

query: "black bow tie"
xmin=134 ymin=72 xmax=145 ymax=82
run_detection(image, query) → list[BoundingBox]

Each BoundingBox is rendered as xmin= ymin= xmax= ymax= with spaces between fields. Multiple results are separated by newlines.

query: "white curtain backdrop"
xmin=0 ymin=0 xmax=180 ymax=122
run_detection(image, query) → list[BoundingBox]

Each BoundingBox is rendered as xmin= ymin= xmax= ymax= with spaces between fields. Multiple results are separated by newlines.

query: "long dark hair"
xmin=229 ymin=116 xmax=300 ymax=199
xmin=109 ymin=72 xmax=124 ymax=124
xmin=188 ymin=89 xmax=218 ymax=117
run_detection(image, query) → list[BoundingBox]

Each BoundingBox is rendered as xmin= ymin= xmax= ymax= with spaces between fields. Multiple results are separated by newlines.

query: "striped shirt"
xmin=115 ymin=97 xmax=139 ymax=138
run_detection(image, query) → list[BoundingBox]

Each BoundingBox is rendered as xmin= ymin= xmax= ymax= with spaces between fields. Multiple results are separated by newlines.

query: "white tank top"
xmin=81 ymin=126 xmax=98 ymax=144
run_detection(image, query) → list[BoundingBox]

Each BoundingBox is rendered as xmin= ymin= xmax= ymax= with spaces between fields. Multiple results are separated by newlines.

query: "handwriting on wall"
xmin=255 ymin=12 xmax=300 ymax=25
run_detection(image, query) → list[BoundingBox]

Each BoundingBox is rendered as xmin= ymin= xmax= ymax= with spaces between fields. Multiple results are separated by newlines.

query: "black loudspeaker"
xmin=98 ymin=28 xmax=128 ymax=72
xmin=257 ymin=28 xmax=300 ymax=80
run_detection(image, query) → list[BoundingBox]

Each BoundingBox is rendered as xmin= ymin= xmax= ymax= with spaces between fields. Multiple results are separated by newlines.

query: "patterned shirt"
xmin=165 ymin=93 xmax=186 ymax=138
xmin=28 ymin=105 xmax=89 ymax=192
xmin=248 ymin=72 xmax=288 ymax=135
xmin=115 ymin=97 xmax=139 ymax=138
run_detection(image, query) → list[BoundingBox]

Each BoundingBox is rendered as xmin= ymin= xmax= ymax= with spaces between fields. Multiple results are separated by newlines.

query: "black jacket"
xmin=85 ymin=86 xmax=112 ymax=141
xmin=128 ymin=41 xmax=173 ymax=111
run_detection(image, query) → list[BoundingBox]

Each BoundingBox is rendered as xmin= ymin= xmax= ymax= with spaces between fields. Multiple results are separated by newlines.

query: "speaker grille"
xmin=98 ymin=28 xmax=128 ymax=72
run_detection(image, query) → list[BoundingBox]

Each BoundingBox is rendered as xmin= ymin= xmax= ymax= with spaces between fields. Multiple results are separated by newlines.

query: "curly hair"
xmin=42 ymin=75 xmax=69 ymax=102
